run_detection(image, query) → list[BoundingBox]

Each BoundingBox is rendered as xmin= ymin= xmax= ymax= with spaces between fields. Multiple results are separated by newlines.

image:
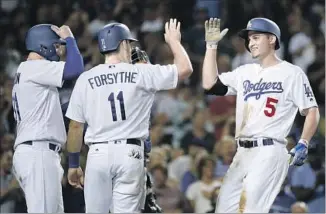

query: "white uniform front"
xmin=66 ymin=62 xmax=178 ymax=213
xmin=214 ymin=61 xmax=318 ymax=212
xmin=12 ymin=60 xmax=66 ymax=213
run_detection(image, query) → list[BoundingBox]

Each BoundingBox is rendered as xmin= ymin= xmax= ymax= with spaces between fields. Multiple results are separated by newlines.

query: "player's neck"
xmin=259 ymin=52 xmax=282 ymax=69
xmin=27 ymin=52 xmax=44 ymax=60
xmin=105 ymin=55 xmax=121 ymax=64
xmin=105 ymin=51 xmax=131 ymax=64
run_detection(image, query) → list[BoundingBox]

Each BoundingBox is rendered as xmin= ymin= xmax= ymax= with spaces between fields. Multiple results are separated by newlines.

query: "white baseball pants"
xmin=215 ymin=140 xmax=290 ymax=213
xmin=12 ymin=141 xmax=64 ymax=213
xmin=84 ymin=140 xmax=145 ymax=213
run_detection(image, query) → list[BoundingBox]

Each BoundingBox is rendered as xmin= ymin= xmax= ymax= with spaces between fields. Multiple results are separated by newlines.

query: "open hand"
xmin=205 ymin=18 xmax=228 ymax=45
xmin=164 ymin=18 xmax=181 ymax=45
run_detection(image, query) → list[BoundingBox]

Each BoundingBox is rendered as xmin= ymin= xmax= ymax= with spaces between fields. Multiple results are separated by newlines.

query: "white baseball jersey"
xmin=65 ymin=63 xmax=178 ymax=144
xmin=12 ymin=60 xmax=67 ymax=147
xmin=218 ymin=60 xmax=318 ymax=143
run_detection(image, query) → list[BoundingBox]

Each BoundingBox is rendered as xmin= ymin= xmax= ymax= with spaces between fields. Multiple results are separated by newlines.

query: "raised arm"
xmin=164 ymin=19 xmax=193 ymax=81
xmin=202 ymin=18 xmax=228 ymax=90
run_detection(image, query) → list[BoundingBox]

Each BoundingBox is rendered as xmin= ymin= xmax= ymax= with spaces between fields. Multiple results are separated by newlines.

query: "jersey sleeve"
xmin=290 ymin=69 xmax=318 ymax=116
xmin=137 ymin=64 xmax=178 ymax=92
xmin=218 ymin=67 xmax=241 ymax=95
xmin=65 ymin=76 xmax=86 ymax=123
xmin=30 ymin=61 xmax=65 ymax=87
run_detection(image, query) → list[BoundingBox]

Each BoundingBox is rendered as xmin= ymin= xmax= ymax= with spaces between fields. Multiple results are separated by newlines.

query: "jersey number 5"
xmin=108 ymin=91 xmax=126 ymax=122
xmin=264 ymin=97 xmax=278 ymax=117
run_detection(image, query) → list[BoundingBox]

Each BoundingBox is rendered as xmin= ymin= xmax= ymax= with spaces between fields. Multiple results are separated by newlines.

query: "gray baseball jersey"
xmin=12 ymin=60 xmax=67 ymax=147
xmin=65 ymin=63 xmax=178 ymax=143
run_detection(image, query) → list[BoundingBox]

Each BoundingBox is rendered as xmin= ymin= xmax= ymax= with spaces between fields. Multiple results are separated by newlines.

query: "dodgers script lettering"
xmin=243 ymin=78 xmax=284 ymax=101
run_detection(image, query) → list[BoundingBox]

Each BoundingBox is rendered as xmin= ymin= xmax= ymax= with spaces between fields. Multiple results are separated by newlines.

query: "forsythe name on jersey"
xmin=88 ymin=71 xmax=137 ymax=89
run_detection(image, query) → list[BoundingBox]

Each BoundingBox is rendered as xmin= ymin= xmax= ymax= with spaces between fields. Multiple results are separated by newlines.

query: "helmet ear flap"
xmin=39 ymin=43 xmax=59 ymax=61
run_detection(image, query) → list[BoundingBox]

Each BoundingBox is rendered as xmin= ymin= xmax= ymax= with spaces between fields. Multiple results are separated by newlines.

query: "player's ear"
xmin=268 ymin=35 xmax=276 ymax=47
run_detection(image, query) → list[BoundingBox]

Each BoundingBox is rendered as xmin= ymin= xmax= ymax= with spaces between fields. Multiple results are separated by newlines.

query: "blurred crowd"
xmin=0 ymin=0 xmax=325 ymax=213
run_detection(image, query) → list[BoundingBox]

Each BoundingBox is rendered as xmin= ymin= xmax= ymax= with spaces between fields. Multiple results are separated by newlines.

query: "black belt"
xmin=21 ymin=141 xmax=62 ymax=153
xmin=238 ymin=139 xmax=274 ymax=148
xmin=89 ymin=138 xmax=141 ymax=147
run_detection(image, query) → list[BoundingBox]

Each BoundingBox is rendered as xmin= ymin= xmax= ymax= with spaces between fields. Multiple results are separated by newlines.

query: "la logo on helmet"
xmin=247 ymin=21 xmax=252 ymax=28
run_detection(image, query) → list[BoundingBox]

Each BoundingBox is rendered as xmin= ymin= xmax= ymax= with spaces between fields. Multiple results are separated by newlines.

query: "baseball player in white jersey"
xmin=202 ymin=18 xmax=320 ymax=213
xmin=65 ymin=18 xmax=193 ymax=213
xmin=11 ymin=24 xmax=84 ymax=213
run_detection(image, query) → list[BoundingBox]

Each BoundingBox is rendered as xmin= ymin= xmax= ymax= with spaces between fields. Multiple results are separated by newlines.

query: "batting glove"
xmin=205 ymin=18 xmax=228 ymax=47
xmin=289 ymin=139 xmax=308 ymax=166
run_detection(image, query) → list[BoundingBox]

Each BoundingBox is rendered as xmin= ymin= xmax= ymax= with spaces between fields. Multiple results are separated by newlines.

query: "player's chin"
xmin=251 ymin=52 xmax=259 ymax=59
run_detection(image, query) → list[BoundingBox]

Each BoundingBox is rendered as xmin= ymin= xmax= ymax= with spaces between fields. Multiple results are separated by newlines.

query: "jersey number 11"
xmin=108 ymin=91 xmax=126 ymax=122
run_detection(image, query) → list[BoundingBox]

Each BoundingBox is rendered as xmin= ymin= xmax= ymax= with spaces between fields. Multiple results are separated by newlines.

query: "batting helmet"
xmin=25 ymin=24 xmax=66 ymax=61
xmin=97 ymin=23 xmax=137 ymax=54
xmin=238 ymin=18 xmax=281 ymax=51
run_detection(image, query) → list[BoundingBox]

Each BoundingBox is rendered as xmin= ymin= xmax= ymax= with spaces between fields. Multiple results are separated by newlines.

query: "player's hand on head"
xmin=164 ymin=18 xmax=181 ymax=44
xmin=289 ymin=140 xmax=308 ymax=166
xmin=51 ymin=25 xmax=74 ymax=39
xmin=205 ymin=18 xmax=228 ymax=45
xmin=67 ymin=167 xmax=84 ymax=189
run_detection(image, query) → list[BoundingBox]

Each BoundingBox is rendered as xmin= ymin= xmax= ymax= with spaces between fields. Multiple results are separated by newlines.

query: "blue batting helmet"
xmin=238 ymin=18 xmax=281 ymax=51
xmin=97 ymin=23 xmax=137 ymax=53
xmin=25 ymin=24 xmax=66 ymax=61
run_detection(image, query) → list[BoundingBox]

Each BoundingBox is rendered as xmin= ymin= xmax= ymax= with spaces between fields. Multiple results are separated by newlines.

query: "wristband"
xmin=206 ymin=44 xmax=218 ymax=49
xmin=68 ymin=152 xmax=80 ymax=168
xmin=298 ymin=139 xmax=309 ymax=147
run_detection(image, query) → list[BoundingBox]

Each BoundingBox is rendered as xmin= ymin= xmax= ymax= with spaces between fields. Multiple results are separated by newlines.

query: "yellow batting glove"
xmin=205 ymin=18 xmax=229 ymax=48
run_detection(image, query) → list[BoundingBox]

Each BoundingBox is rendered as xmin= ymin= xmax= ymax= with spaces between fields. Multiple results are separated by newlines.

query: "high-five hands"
xmin=205 ymin=18 xmax=228 ymax=46
xmin=164 ymin=18 xmax=181 ymax=44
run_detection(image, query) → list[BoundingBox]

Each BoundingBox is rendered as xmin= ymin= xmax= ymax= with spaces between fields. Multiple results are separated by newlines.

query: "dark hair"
xmin=151 ymin=164 xmax=168 ymax=178
xmin=197 ymin=156 xmax=215 ymax=179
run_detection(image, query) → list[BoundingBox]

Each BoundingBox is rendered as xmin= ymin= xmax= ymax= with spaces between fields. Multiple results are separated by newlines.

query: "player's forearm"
xmin=62 ymin=37 xmax=84 ymax=80
xmin=67 ymin=121 xmax=84 ymax=153
xmin=202 ymin=48 xmax=218 ymax=90
xmin=300 ymin=107 xmax=320 ymax=143
xmin=169 ymin=41 xmax=193 ymax=81
xmin=67 ymin=120 xmax=84 ymax=167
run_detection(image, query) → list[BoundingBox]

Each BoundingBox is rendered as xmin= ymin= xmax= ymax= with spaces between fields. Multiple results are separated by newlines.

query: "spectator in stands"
xmin=151 ymin=164 xmax=187 ymax=213
xmin=180 ymin=109 xmax=215 ymax=153
xmin=0 ymin=149 xmax=20 ymax=213
xmin=213 ymin=136 xmax=236 ymax=179
xmin=186 ymin=156 xmax=221 ymax=213
xmin=291 ymin=201 xmax=308 ymax=213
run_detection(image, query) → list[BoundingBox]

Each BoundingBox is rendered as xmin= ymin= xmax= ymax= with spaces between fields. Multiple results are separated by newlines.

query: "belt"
xmin=21 ymin=141 xmax=62 ymax=153
xmin=89 ymin=138 xmax=141 ymax=147
xmin=238 ymin=139 xmax=274 ymax=148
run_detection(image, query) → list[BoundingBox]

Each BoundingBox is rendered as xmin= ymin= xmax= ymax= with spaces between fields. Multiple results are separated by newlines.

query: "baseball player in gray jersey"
xmin=11 ymin=24 xmax=83 ymax=213
xmin=131 ymin=46 xmax=163 ymax=213
xmin=65 ymin=18 xmax=193 ymax=213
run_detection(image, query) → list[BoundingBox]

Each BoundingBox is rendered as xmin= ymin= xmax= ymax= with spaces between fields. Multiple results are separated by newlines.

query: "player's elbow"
xmin=176 ymin=62 xmax=193 ymax=81
xmin=306 ymin=107 xmax=320 ymax=122
xmin=202 ymin=79 xmax=215 ymax=90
